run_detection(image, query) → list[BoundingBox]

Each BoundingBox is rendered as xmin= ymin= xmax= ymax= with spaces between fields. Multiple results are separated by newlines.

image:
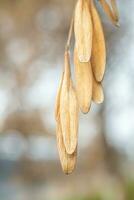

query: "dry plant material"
xmin=56 ymin=119 xmax=77 ymax=174
xmin=90 ymin=0 xmax=106 ymax=82
xmin=92 ymin=75 xmax=104 ymax=104
xmin=55 ymin=72 xmax=64 ymax=122
xmin=74 ymin=49 xmax=92 ymax=113
xmin=110 ymin=0 xmax=119 ymax=21
xmin=60 ymin=51 xmax=79 ymax=154
xmin=74 ymin=0 xmax=93 ymax=62
xmin=55 ymin=0 xmax=119 ymax=174
xmin=55 ymin=78 xmax=76 ymax=174
xmin=99 ymin=0 xmax=119 ymax=26
xmin=55 ymin=52 xmax=78 ymax=174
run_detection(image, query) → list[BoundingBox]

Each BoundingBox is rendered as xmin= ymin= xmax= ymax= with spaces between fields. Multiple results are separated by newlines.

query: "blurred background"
xmin=0 ymin=0 xmax=134 ymax=199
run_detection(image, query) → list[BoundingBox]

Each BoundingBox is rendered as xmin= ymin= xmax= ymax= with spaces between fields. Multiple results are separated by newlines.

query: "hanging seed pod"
xmin=110 ymin=0 xmax=119 ymax=23
xmin=90 ymin=0 xmax=106 ymax=82
xmin=92 ymin=75 xmax=104 ymax=104
xmin=60 ymin=51 xmax=79 ymax=155
xmin=99 ymin=0 xmax=119 ymax=26
xmin=74 ymin=48 xmax=92 ymax=114
xmin=74 ymin=0 xmax=93 ymax=62
xmin=56 ymin=119 xmax=77 ymax=175
xmin=55 ymin=0 xmax=119 ymax=174
xmin=55 ymin=69 xmax=77 ymax=174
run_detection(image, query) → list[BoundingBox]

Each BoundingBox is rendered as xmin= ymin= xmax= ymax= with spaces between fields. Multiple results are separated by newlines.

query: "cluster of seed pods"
xmin=55 ymin=0 xmax=119 ymax=174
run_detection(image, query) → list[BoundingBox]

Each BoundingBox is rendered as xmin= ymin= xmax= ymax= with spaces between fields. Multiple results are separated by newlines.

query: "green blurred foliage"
xmin=65 ymin=195 xmax=102 ymax=200
xmin=126 ymin=181 xmax=134 ymax=200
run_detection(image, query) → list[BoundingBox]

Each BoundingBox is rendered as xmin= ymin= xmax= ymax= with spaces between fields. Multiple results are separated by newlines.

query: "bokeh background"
xmin=0 ymin=0 xmax=134 ymax=199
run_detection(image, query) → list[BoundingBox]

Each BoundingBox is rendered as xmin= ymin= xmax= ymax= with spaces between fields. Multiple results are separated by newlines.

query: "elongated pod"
xmin=74 ymin=0 xmax=93 ymax=62
xmin=110 ymin=0 xmax=119 ymax=21
xmin=99 ymin=0 xmax=119 ymax=26
xmin=74 ymin=48 xmax=93 ymax=114
xmin=60 ymin=51 xmax=79 ymax=154
xmin=56 ymin=118 xmax=77 ymax=175
xmin=90 ymin=0 xmax=106 ymax=82
xmin=92 ymin=75 xmax=104 ymax=104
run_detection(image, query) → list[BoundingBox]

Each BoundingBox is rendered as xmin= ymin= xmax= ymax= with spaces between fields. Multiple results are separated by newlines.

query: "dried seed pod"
xmin=55 ymin=72 xmax=64 ymax=121
xmin=56 ymin=119 xmax=77 ymax=175
xmin=74 ymin=0 xmax=93 ymax=62
xmin=110 ymin=0 xmax=119 ymax=21
xmin=60 ymin=51 xmax=79 ymax=154
xmin=99 ymin=0 xmax=119 ymax=26
xmin=74 ymin=48 xmax=92 ymax=114
xmin=92 ymin=75 xmax=104 ymax=104
xmin=90 ymin=0 xmax=106 ymax=82
xmin=69 ymin=80 xmax=79 ymax=153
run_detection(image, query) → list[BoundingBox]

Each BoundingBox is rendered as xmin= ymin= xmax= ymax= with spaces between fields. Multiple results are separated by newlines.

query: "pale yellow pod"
xmin=60 ymin=51 xmax=70 ymax=153
xmin=92 ymin=75 xmax=104 ymax=104
xmin=60 ymin=51 xmax=79 ymax=154
xmin=56 ymin=119 xmax=77 ymax=175
xmin=74 ymin=0 xmax=93 ymax=62
xmin=74 ymin=49 xmax=93 ymax=114
xmin=90 ymin=0 xmax=106 ymax=82
xmin=69 ymin=80 xmax=79 ymax=154
xmin=99 ymin=0 xmax=119 ymax=26
xmin=55 ymin=72 xmax=64 ymax=121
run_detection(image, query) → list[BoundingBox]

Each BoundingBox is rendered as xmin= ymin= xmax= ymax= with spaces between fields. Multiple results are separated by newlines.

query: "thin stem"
xmin=65 ymin=15 xmax=74 ymax=51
